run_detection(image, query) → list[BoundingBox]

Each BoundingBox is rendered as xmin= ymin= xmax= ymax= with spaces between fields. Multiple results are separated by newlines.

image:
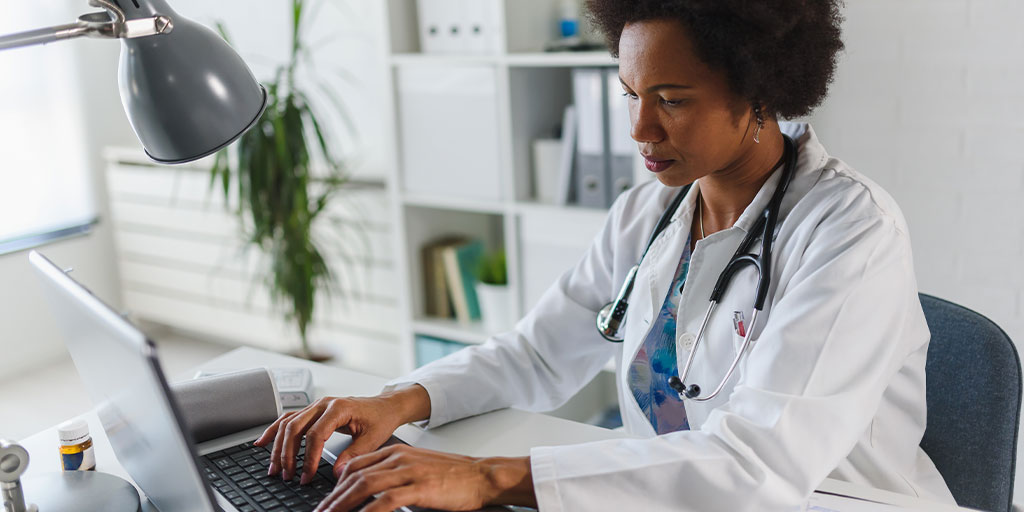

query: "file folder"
xmin=606 ymin=67 xmax=634 ymax=203
xmin=417 ymin=0 xmax=445 ymax=54
xmin=573 ymin=67 xmax=608 ymax=208
xmin=462 ymin=0 xmax=502 ymax=55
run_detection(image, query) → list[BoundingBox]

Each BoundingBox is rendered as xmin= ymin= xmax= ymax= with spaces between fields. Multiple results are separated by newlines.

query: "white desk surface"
xmin=19 ymin=347 xmax=971 ymax=511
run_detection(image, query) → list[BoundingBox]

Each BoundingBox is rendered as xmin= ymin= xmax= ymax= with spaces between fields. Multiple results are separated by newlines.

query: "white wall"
xmin=810 ymin=0 xmax=1024 ymax=502
xmin=0 ymin=2 xmax=136 ymax=379
xmin=813 ymin=0 xmax=1024 ymax=340
xmin=170 ymin=0 xmax=392 ymax=179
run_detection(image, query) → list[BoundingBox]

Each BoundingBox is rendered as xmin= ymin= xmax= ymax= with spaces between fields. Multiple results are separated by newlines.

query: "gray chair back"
xmin=919 ymin=293 xmax=1021 ymax=512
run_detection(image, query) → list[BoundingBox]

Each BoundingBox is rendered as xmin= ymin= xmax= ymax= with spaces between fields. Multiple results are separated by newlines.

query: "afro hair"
xmin=586 ymin=0 xmax=845 ymax=119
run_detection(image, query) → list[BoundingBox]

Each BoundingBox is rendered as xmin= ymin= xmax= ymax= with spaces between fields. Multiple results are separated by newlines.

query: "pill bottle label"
xmin=60 ymin=439 xmax=96 ymax=471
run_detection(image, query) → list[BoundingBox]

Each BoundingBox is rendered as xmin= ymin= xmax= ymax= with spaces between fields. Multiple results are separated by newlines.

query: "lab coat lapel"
xmin=619 ymin=183 xmax=699 ymax=435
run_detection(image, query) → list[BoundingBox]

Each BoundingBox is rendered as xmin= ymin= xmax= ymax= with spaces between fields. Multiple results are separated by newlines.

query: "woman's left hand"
xmin=313 ymin=444 xmax=536 ymax=512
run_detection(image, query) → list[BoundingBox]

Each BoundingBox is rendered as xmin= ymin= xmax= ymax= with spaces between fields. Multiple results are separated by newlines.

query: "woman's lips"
xmin=644 ymin=157 xmax=675 ymax=173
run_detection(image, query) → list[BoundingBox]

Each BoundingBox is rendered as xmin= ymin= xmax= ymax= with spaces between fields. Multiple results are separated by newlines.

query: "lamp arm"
xmin=0 ymin=22 xmax=96 ymax=51
xmin=0 ymin=0 xmax=173 ymax=52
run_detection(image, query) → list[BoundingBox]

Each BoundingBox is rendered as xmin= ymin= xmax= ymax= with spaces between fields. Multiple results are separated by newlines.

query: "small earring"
xmin=753 ymin=106 xmax=764 ymax=144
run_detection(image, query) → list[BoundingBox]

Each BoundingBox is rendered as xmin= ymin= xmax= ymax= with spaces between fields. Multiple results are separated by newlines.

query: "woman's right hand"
xmin=254 ymin=384 xmax=431 ymax=485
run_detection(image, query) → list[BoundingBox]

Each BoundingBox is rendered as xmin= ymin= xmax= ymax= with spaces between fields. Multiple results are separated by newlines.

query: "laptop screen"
xmin=31 ymin=251 xmax=218 ymax=512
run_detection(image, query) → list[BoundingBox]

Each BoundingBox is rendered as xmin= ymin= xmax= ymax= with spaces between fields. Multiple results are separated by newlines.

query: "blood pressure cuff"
xmin=171 ymin=367 xmax=282 ymax=443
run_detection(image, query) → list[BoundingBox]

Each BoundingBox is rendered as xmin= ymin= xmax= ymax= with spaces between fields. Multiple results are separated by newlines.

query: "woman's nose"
xmin=630 ymin=100 xmax=665 ymax=144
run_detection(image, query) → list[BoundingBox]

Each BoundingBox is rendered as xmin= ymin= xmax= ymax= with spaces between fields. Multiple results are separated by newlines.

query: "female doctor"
xmin=257 ymin=1 xmax=958 ymax=510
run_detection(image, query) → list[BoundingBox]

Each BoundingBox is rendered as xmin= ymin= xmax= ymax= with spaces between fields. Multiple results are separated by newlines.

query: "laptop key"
xmin=224 ymin=465 xmax=245 ymax=476
xmin=251 ymin=492 xmax=273 ymax=503
xmin=237 ymin=478 xmax=258 ymax=489
xmin=317 ymin=464 xmax=336 ymax=478
xmin=243 ymin=463 xmax=263 ymax=473
xmin=234 ymin=456 xmax=257 ymax=466
xmin=230 ymin=470 xmax=253 ymax=482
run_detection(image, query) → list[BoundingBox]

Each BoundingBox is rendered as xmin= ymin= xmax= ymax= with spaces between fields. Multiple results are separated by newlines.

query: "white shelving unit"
xmin=378 ymin=0 xmax=631 ymax=421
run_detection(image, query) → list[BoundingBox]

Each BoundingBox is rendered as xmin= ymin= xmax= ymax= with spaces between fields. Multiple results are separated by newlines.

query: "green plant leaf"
xmin=206 ymin=0 xmax=365 ymax=358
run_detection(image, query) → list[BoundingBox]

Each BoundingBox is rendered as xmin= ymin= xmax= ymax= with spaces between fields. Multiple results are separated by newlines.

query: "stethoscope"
xmin=596 ymin=134 xmax=797 ymax=402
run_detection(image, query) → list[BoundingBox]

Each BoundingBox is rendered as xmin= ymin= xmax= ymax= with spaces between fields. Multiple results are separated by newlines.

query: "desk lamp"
xmin=0 ymin=0 xmax=267 ymax=164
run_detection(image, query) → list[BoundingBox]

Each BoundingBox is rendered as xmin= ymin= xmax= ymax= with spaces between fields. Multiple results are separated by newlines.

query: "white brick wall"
xmin=810 ymin=0 xmax=1024 ymax=504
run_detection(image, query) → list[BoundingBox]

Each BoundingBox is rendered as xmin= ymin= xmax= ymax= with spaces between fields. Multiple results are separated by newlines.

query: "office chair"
xmin=919 ymin=293 xmax=1022 ymax=512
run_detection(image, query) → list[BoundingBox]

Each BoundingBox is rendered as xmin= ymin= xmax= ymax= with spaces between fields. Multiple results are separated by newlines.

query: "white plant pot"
xmin=475 ymin=282 xmax=516 ymax=335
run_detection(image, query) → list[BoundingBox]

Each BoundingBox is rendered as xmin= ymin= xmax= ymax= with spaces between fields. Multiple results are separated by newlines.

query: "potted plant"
xmin=209 ymin=0 xmax=358 ymax=360
xmin=474 ymin=249 xmax=516 ymax=334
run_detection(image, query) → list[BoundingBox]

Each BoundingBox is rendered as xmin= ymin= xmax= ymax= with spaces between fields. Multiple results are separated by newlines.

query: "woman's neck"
xmin=694 ymin=124 xmax=786 ymax=238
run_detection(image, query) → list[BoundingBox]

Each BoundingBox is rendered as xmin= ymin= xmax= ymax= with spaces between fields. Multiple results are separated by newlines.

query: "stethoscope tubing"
xmin=597 ymin=134 xmax=798 ymax=401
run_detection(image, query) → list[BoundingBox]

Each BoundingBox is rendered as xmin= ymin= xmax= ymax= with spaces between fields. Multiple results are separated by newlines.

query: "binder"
xmin=462 ymin=0 xmax=502 ymax=55
xmin=416 ymin=0 xmax=445 ymax=54
xmin=605 ymin=67 xmax=635 ymax=203
xmin=555 ymin=104 xmax=577 ymax=205
xmin=572 ymin=67 xmax=608 ymax=208
xmin=440 ymin=0 xmax=465 ymax=54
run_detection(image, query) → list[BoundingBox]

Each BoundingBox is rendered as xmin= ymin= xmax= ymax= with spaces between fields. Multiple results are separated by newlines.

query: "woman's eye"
xmin=621 ymin=92 xmax=638 ymax=100
xmin=661 ymin=98 xmax=682 ymax=106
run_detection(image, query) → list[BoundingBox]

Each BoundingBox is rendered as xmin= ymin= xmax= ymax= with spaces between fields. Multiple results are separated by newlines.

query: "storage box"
xmin=397 ymin=65 xmax=503 ymax=201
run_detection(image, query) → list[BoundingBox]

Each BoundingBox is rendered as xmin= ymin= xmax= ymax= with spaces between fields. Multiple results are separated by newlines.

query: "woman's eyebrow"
xmin=619 ymin=76 xmax=694 ymax=93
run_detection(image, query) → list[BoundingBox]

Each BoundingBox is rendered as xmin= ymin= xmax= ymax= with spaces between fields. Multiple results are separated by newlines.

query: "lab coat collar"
xmin=667 ymin=122 xmax=828 ymax=235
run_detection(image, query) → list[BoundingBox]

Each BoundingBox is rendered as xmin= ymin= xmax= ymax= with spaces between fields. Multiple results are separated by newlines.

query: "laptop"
xmin=30 ymin=251 xmax=509 ymax=512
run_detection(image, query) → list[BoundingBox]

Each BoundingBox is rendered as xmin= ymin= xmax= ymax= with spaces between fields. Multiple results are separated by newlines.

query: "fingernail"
xmin=268 ymin=462 xmax=278 ymax=475
xmin=283 ymin=469 xmax=292 ymax=481
xmin=300 ymin=473 xmax=311 ymax=485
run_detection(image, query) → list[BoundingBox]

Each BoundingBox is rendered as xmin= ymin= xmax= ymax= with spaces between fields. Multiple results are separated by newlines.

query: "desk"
xmin=19 ymin=347 xmax=970 ymax=511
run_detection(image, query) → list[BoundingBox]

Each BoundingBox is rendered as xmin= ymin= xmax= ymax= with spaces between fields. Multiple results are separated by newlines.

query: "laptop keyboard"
xmin=202 ymin=438 xmax=337 ymax=512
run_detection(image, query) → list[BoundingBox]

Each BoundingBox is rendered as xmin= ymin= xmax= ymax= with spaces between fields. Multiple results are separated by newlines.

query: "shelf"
xmin=389 ymin=51 xmax=616 ymax=69
xmin=413 ymin=317 xmax=491 ymax=345
xmin=513 ymin=200 xmax=608 ymax=219
xmin=389 ymin=53 xmax=500 ymax=67
xmin=402 ymin=193 xmax=508 ymax=214
xmin=504 ymin=51 xmax=617 ymax=68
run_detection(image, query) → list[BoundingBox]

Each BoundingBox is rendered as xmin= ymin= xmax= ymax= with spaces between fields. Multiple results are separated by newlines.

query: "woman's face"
xmin=618 ymin=18 xmax=756 ymax=187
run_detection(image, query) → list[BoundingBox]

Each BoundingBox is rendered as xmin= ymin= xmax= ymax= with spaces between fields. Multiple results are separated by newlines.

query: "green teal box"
xmin=415 ymin=335 xmax=468 ymax=367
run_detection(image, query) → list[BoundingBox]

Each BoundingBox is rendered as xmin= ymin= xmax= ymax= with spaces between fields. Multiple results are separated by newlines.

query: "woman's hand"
xmin=253 ymin=385 xmax=430 ymax=484
xmin=313 ymin=445 xmax=536 ymax=512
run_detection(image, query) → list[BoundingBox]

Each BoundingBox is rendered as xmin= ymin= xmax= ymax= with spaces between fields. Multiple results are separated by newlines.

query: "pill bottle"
xmin=57 ymin=418 xmax=96 ymax=471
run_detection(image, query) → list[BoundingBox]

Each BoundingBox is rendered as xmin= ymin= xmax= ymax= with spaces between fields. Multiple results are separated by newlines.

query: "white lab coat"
xmin=384 ymin=123 xmax=957 ymax=511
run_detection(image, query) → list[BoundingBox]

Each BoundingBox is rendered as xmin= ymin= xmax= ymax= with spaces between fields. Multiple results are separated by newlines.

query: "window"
xmin=0 ymin=2 xmax=97 ymax=254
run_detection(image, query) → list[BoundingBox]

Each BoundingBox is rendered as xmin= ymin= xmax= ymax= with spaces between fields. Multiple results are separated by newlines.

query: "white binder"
xmin=606 ymin=67 xmax=635 ymax=203
xmin=417 ymin=0 xmax=446 ymax=54
xmin=573 ymin=67 xmax=608 ymax=208
xmin=462 ymin=0 xmax=503 ymax=55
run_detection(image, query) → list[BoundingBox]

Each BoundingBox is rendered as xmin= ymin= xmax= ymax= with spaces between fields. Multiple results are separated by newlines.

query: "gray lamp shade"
xmin=116 ymin=0 xmax=266 ymax=164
